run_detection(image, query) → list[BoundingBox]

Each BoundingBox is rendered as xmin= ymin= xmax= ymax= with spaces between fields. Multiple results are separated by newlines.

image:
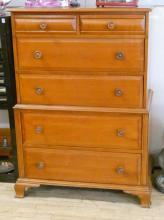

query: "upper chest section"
xmin=11 ymin=8 xmax=149 ymax=37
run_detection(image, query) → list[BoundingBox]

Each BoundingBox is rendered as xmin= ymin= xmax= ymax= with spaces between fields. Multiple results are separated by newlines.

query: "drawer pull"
xmin=115 ymin=52 xmax=124 ymax=60
xmin=107 ymin=22 xmax=115 ymax=30
xmin=116 ymin=129 xmax=125 ymax=137
xmin=36 ymin=162 xmax=45 ymax=169
xmin=33 ymin=51 xmax=42 ymax=59
xmin=35 ymin=87 xmax=44 ymax=95
xmin=114 ymin=88 xmax=123 ymax=97
xmin=39 ymin=23 xmax=48 ymax=30
xmin=116 ymin=167 xmax=125 ymax=174
xmin=35 ymin=126 xmax=43 ymax=134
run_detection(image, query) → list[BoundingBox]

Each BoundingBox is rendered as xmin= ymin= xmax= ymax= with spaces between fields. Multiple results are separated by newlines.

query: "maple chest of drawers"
xmin=10 ymin=7 xmax=152 ymax=207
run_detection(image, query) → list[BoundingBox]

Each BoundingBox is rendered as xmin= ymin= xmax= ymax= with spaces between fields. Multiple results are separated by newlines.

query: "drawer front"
xmin=19 ymin=74 xmax=143 ymax=108
xmin=24 ymin=148 xmax=141 ymax=185
xmin=15 ymin=16 xmax=76 ymax=33
xmin=80 ymin=15 xmax=145 ymax=34
xmin=16 ymin=38 xmax=144 ymax=72
xmin=22 ymin=111 xmax=142 ymax=150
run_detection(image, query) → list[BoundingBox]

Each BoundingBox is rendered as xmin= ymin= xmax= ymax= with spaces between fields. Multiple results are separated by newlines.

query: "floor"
xmin=0 ymin=183 xmax=163 ymax=220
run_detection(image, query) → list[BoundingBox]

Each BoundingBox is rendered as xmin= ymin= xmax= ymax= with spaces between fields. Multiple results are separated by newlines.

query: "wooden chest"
xmin=10 ymin=7 xmax=151 ymax=207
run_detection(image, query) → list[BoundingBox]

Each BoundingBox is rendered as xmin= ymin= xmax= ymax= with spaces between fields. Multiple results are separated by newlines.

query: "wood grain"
xmin=21 ymin=110 xmax=142 ymax=150
xmin=15 ymin=15 xmax=77 ymax=33
xmin=24 ymin=148 xmax=141 ymax=185
xmin=16 ymin=38 xmax=144 ymax=72
xmin=18 ymin=74 xmax=143 ymax=108
xmin=80 ymin=14 xmax=145 ymax=35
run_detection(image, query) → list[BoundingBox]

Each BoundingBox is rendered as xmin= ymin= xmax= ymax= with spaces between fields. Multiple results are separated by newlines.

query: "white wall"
xmin=1 ymin=0 xmax=164 ymax=155
xmin=148 ymin=7 xmax=164 ymax=155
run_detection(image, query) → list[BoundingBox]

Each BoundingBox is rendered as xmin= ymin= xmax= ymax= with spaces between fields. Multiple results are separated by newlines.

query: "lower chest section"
xmin=16 ymin=109 xmax=143 ymax=186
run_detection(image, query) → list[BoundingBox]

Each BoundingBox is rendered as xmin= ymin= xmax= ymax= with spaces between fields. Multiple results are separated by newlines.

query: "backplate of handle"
xmin=116 ymin=129 xmax=125 ymax=137
xmin=40 ymin=23 xmax=48 ymax=30
xmin=114 ymin=88 xmax=123 ymax=97
xmin=116 ymin=167 xmax=125 ymax=174
xmin=33 ymin=51 xmax=42 ymax=59
xmin=115 ymin=51 xmax=124 ymax=60
xmin=36 ymin=161 xmax=45 ymax=169
xmin=107 ymin=21 xmax=115 ymax=30
xmin=35 ymin=87 xmax=44 ymax=95
xmin=35 ymin=126 xmax=43 ymax=134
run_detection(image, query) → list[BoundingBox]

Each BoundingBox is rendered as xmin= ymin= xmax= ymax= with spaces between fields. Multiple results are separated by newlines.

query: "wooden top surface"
xmin=8 ymin=7 xmax=151 ymax=13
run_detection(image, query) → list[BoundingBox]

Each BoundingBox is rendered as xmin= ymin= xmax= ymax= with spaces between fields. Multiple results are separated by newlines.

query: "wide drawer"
xmin=18 ymin=74 xmax=143 ymax=108
xmin=14 ymin=15 xmax=76 ymax=33
xmin=16 ymin=38 xmax=144 ymax=72
xmin=24 ymin=148 xmax=141 ymax=185
xmin=21 ymin=111 xmax=142 ymax=150
xmin=80 ymin=15 xmax=145 ymax=34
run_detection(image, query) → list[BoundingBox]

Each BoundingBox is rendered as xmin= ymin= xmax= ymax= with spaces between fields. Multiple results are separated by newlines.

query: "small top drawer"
xmin=14 ymin=15 xmax=76 ymax=33
xmin=80 ymin=15 xmax=145 ymax=34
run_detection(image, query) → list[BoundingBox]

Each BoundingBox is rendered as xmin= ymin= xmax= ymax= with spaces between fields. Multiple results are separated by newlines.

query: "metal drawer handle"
xmin=0 ymin=78 xmax=5 ymax=84
xmin=107 ymin=22 xmax=115 ymax=30
xmin=35 ymin=126 xmax=43 ymax=134
xmin=0 ymin=97 xmax=7 ymax=101
xmin=0 ymin=87 xmax=6 ymax=94
xmin=0 ymin=72 xmax=4 ymax=77
xmin=39 ymin=23 xmax=48 ymax=30
xmin=116 ymin=129 xmax=125 ymax=137
xmin=33 ymin=51 xmax=42 ymax=59
xmin=115 ymin=51 xmax=124 ymax=60
xmin=114 ymin=88 xmax=123 ymax=97
xmin=36 ymin=161 xmax=45 ymax=169
xmin=35 ymin=87 xmax=44 ymax=95
xmin=116 ymin=167 xmax=125 ymax=174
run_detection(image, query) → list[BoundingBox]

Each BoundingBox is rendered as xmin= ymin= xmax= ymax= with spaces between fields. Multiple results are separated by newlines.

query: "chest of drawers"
xmin=10 ymin=7 xmax=152 ymax=207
